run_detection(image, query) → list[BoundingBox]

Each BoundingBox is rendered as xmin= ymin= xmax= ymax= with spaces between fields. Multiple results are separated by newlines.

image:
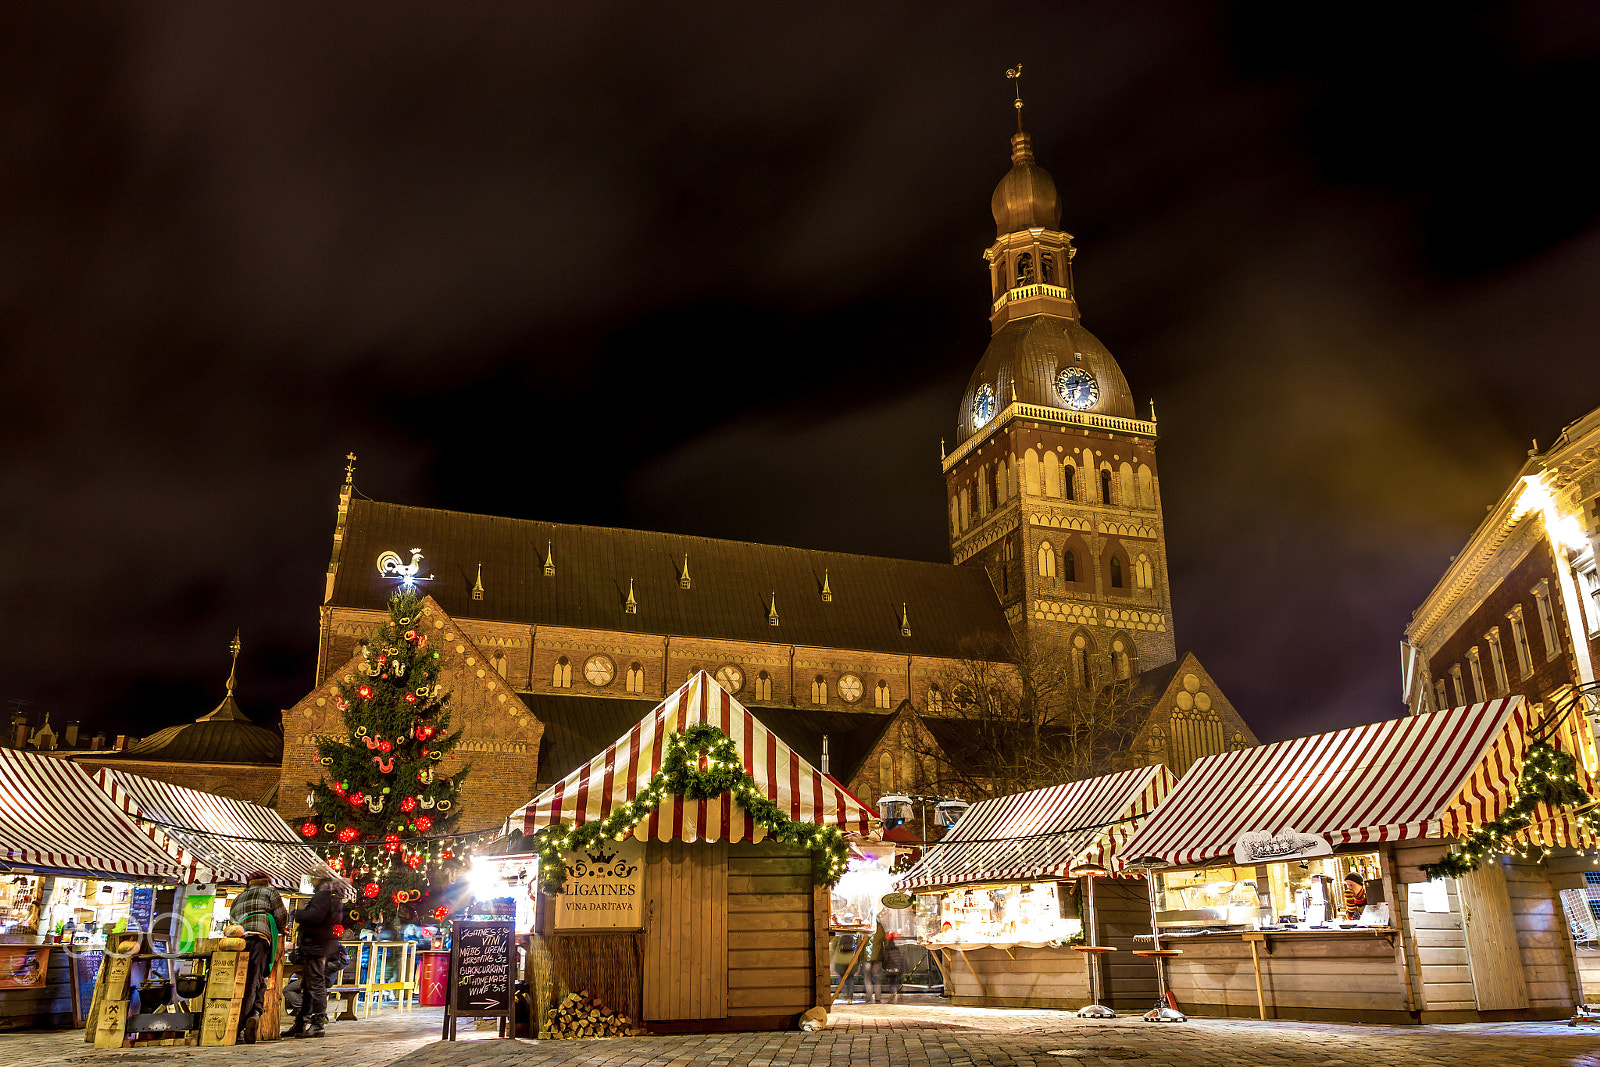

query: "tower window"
xmin=1064 ymin=463 xmax=1076 ymax=501
xmin=875 ymin=680 xmax=891 ymax=709
xmin=1043 ymin=451 xmax=1060 ymax=498
xmin=1063 ymin=550 xmax=1076 ymax=582
xmin=1041 ymin=252 xmax=1055 ymax=284
xmin=1448 ymin=663 xmax=1465 ymax=706
xmin=812 ymin=676 xmax=828 ymax=705
xmin=1111 ymin=638 xmax=1131 ymax=680
xmin=1110 ymin=556 xmax=1124 ymax=589
xmin=1015 ymin=252 xmax=1034 ymax=285
xmin=1037 ymin=541 xmax=1056 ymax=578
xmin=1136 ymin=554 xmax=1153 ymax=589
xmin=1100 ymin=469 xmax=1113 ymax=505
xmin=754 ymin=670 xmax=772 ymax=701
xmin=553 ymin=656 xmax=572 ymax=689
xmin=1434 ymin=678 xmax=1448 ymax=710
xmin=626 ymin=662 xmax=645 ymax=694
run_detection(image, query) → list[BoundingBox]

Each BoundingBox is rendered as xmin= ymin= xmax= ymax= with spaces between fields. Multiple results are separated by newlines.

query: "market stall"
xmin=509 ymin=671 xmax=874 ymax=1034
xmin=1119 ymin=694 xmax=1596 ymax=1023
xmin=896 ymin=764 xmax=1177 ymax=1011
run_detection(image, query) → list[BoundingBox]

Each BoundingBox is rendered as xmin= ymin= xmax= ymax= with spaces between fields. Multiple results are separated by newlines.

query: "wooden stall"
xmin=506 ymin=672 xmax=873 ymax=1034
xmin=896 ymin=765 xmax=1176 ymax=1012
xmin=1120 ymin=695 xmax=1594 ymax=1023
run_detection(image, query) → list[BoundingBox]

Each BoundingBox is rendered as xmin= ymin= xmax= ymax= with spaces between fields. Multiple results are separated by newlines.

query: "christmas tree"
xmin=300 ymin=590 xmax=469 ymax=923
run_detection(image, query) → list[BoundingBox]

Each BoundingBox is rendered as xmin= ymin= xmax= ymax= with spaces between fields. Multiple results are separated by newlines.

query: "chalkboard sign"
xmin=127 ymin=887 xmax=155 ymax=933
xmin=451 ymin=920 xmax=513 ymax=1016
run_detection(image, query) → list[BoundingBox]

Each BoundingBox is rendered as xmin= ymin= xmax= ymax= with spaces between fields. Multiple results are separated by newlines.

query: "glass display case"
xmin=1155 ymin=851 xmax=1389 ymax=931
xmin=923 ymin=881 xmax=1082 ymax=946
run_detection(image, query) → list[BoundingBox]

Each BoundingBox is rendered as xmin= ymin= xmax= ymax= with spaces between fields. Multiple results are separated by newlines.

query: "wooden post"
xmin=1243 ymin=932 xmax=1267 ymax=1020
xmin=260 ymin=939 xmax=284 ymax=1041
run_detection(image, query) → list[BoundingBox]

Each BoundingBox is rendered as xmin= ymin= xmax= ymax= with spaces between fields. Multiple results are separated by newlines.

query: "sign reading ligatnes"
xmin=551 ymin=837 xmax=644 ymax=930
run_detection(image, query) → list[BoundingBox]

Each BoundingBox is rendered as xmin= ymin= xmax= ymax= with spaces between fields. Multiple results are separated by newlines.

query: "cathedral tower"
xmin=943 ymin=111 xmax=1175 ymax=686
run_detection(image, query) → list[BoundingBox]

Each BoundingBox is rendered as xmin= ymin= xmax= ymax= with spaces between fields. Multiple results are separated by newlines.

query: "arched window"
xmin=1023 ymin=449 xmax=1040 ymax=496
xmin=626 ymin=662 xmax=645 ymax=693
xmin=1110 ymin=556 xmax=1124 ymax=588
xmin=493 ymin=650 xmax=507 ymax=678
xmin=1138 ymin=465 xmax=1155 ymax=508
xmin=1073 ymin=633 xmax=1092 ymax=688
xmin=1040 ymin=252 xmax=1055 ymax=284
xmin=1100 ymin=469 xmax=1113 ymax=504
xmin=754 ymin=670 xmax=772 ymax=701
xmin=1120 ymin=462 xmax=1135 ymax=506
xmin=811 ymin=676 xmax=828 ymax=705
xmin=553 ymin=656 xmax=572 ymax=689
xmin=879 ymin=752 xmax=895 ymax=791
xmin=1037 ymin=541 xmax=1056 ymax=578
xmin=949 ymin=496 xmax=959 ymax=536
xmin=986 ymin=464 xmax=998 ymax=512
xmin=1015 ymin=252 xmax=1035 ymax=285
xmin=1063 ymin=550 xmax=1076 ymax=582
xmin=1136 ymin=554 xmax=1153 ymax=589
xmin=976 ymin=466 xmax=989 ymax=518
xmin=995 ymin=458 xmax=1008 ymax=503
xmin=1064 ymin=463 xmax=1076 ymax=501
xmin=1042 ymin=451 xmax=1060 ymax=498
xmin=927 ymin=686 xmax=943 ymax=713
xmin=875 ymin=680 xmax=891 ymax=709
xmin=1111 ymin=638 xmax=1131 ymax=680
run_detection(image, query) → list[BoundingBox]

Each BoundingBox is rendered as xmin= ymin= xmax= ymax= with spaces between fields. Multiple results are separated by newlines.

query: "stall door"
xmin=1457 ymin=859 xmax=1529 ymax=1011
xmin=643 ymin=840 xmax=728 ymax=1020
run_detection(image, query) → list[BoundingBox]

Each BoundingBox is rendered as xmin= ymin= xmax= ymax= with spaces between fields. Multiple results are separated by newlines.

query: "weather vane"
xmin=344 ymin=451 xmax=357 ymax=485
xmin=1006 ymin=62 xmax=1024 ymax=130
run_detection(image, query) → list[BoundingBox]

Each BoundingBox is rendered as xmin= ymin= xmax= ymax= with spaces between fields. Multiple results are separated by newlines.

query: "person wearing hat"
xmin=1343 ymin=871 xmax=1367 ymax=921
xmin=229 ymin=871 xmax=289 ymax=1044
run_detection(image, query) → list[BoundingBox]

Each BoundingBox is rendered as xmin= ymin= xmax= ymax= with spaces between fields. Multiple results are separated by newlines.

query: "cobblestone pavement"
xmin=7 ymin=1000 xmax=1600 ymax=1067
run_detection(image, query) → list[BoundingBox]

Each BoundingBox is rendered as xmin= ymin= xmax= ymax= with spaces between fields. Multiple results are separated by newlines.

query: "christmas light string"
xmin=531 ymin=721 xmax=850 ymax=895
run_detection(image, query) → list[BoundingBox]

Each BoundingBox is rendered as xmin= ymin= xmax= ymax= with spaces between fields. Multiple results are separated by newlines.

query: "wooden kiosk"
xmin=1119 ymin=695 xmax=1596 ymax=1023
xmin=896 ymin=765 xmax=1177 ymax=1012
xmin=507 ymin=673 xmax=874 ymax=1034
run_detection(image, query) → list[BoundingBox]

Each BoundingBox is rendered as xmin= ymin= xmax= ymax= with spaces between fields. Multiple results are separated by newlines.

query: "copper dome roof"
xmin=990 ymin=131 xmax=1061 ymax=236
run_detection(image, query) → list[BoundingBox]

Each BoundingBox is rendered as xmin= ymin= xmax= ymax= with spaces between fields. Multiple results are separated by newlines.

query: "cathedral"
xmin=264 ymin=111 xmax=1258 ymax=832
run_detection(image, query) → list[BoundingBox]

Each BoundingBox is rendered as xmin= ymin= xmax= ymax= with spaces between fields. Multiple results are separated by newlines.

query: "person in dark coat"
xmin=284 ymin=877 xmax=342 ymax=1038
xmin=228 ymin=871 xmax=289 ymax=1044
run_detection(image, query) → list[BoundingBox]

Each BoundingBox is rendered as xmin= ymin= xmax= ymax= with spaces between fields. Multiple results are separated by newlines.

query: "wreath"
xmin=532 ymin=722 xmax=850 ymax=894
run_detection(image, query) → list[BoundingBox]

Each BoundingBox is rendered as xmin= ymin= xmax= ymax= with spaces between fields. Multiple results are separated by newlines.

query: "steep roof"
xmin=519 ymin=691 xmax=896 ymax=787
xmin=330 ymin=499 xmax=1010 ymax=658
xmin=97 ymin=719 xmax=283 ymax=765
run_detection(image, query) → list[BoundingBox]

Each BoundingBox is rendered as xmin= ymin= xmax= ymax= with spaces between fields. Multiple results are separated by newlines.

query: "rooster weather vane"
xmin=376 ymin=548 xmax=434 ymax=587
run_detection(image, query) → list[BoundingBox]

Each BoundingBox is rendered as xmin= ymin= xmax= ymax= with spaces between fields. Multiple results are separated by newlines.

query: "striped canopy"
xmin=1120 ymin=696 xmax=1597 ymax=868
xmin=897 ymin=764 xmax=1177 ymax=891
xmin=92 ymin=767 xmax=330 ymax=891
xmin=0 ymin=748 xmax=199 ymax=882
xmin=513 ymin=671 xmax=875 ymax=842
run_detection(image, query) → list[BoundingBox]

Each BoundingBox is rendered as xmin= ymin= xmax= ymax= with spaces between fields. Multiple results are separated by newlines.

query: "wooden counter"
xmin=936 ymin=944 xmax=1091 ymax=1010
xmin=1153 ymin=929 xmax=1412 ymax=1023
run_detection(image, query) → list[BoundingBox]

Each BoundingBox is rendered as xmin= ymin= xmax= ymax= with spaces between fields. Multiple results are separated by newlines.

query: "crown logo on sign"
xmin=586 ymin=848 xmax=617 ymax=866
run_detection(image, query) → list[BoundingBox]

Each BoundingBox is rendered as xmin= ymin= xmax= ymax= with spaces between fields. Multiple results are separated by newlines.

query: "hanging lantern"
xmin=935 ymin=798 xmax=970 ymax=828
xmin=877 ymin=793 xmax=913 ymax=829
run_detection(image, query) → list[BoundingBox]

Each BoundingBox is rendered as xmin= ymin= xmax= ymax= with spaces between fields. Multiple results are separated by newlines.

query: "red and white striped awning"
xmin=897 ymin=765 xmax=1177 ymax=891
xmin=0 ymin=748 xmax=200 ymax=882
xmin=92 ymin=767 xmax=330 ymax=891
xmin=512 ymin=671 xmax=875 ymax=842
xmin=1120 ymin=696 xmax=1597 ymax=868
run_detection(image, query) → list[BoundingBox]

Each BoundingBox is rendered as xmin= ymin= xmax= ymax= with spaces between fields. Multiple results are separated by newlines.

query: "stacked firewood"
xmin=544 ymin=990 xmax=636 ymax=1039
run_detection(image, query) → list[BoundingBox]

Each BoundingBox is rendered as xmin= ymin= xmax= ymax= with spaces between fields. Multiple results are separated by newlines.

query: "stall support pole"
xmin=1132 ymin=859 xmax=1185 ymax=1023
xmin=1076 ymin=875 xmax=1116 ymax=1019
xmin=1243 ymin=932 xmax=1268 ymax=1020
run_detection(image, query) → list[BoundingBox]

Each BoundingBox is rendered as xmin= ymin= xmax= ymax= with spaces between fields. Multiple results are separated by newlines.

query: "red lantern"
xmin=414 ymin=815 xmax=433 ymax=833
xmin=331 ymin=781 xmax=346 ymax=795
xmin=338 ymin=827 xmax=359 ymax=843
xmin=384 ymin=833 xmax=401 ymax=852
xmin=441 ymin=848 xmax=453 ymax=860
xmin=380 ymin=740 xmax=392 ymax=753
xmin=348 ymin=792 xmax=365 ymax=807
xmin=300 ymin=821 xmax=318 ymax=837
xmin=432 ymin=906 xmax=448 ymax=920
xmin=358 ymin=684 xmax=373 ymax=699
xmin=400 ymin=796 xmax=417 ymax=813
xmin=406 ymin=853 xmax=423 ymax=868
xmin=404 ymin=693 xmax=417 ymax=704
xmin=331 ymin=924 xmax=345 ymax=938
xmin=362 ymin=882 xmax=380 ymax=899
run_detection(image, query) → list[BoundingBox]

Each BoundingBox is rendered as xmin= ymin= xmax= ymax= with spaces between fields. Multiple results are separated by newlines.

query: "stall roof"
xmin=896 ymin=765 xmax=1177 ymax=891
xmin=509 ymin=671 xmax=876 ymax=843
xmin=0 ymin=748 xmax=200 ymax=882
xmin=92 ymin=767 xmax=330 ymax=891
xmin=1120 ymin=695 xmax=1596 ymax=868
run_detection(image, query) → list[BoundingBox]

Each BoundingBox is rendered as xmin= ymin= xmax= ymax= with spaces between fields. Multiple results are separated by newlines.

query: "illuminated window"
xmin=1466 ymin=647 xmax=1485 ymax=703
xmin=626 ymin=662 xmax=645 ymax=694
xmin=1508 ymin=605 xmax=1533 ymax=678
xmin=1100 ymin=469 xmax=1113 ymax=505
xmin=960 ymin=487 xmax=971 ymax=530
xmin=1532 ymin=581 xmax=1561 ymax=660
xmin=949 ymin=496 xmax=959 ymax=536
xmin=811 ymin=676 xmax=828 ymax=705
xmin=1063 ymin=550 xmax=1076 ymax=582
xmin=976 ymin=465 xmax=990 ymax=518
xmin=1136 ymin=554 xmax=1153 ymax=589
xmin=553 ymin=656 xmax=571 ymax=689
xmin=1015 ymin=252 xmax=1034 ymax=285
xmin=1120 ymin=462 xmax=1135 ymax=506
xmin=1038 ymin=541 xmax=1056 ymax=578
xmin=1485 ymin=630 xmax=1508 ymax=696
xmin=754 ymin=671 xmax=772 ymax=701
xmin=1110 ymin=556 xmax=1124 ymax=589
xmin=875 ymin=680 xmax=891 ymax=709
xmin=493 ymin=650 xmax=507 ymax=679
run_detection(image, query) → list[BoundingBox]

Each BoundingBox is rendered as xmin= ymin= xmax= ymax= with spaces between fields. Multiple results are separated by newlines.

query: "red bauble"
xmin=328 ymin=856 xmax=345 ymax=872
xmin=380 ymin=740 xmax=392 ymax=753
xmin=338 ymin=827 xmax=359 ymax=843
xmin=363 ymin=882 xmax=380 ymax=899
xmin=405 ymin=693 xmax=417 ymax=704
xmin=300 ymin=821 xmax=318 ymax=837
xmin=348 ymin=792 xmax=365 ymax=807
xmin=414 ymin=815 xmax=433 ymax=833
xmin=331 ymin=924 xmax=345 ymax=938
xmin=432 ymin=906 xmax=448 ymax=920
xmin=331 ymin=781 xmax=346 ymax=795
xmin=406 ymin=853 xmax=423 ymax=868
xmin=441 ymin=848 xmax=453 ymax=860
xmin=400 ymin=796 xmax=418 ymax=813
xmin=358 ymin=685 xmax=373 ymax=699
xmin=383 ymin=833 xmax=401 ymax=852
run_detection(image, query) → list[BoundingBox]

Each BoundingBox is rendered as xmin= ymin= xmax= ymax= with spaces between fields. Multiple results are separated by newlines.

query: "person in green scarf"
xmin=229 ymin=871 xmax=289 ymax=1044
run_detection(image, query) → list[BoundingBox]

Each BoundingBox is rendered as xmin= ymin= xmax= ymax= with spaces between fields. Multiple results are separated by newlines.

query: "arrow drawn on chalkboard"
xmin=470 ymin=1000 xmax=499 ymax=1008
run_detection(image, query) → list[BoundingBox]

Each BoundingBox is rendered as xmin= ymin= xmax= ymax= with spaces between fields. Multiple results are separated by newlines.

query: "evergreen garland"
xmin=1421 ymin=741 xmax=1600 ymax=879
xmin=532 ymin=722 xmax=850 ymax=894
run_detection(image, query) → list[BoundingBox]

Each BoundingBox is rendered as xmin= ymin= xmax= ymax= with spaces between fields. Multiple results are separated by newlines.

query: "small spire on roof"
xmin=1010 ymin=378 xmax=1017 ymax=404
xmin=225 ymin=629 xmax=242 ymax=695
xmin=940 ymin=438 xmax=946 ymax=460
xmin=901 ymin=603 xmax=911 ymax=637
xmin=543 ymin=541 xmax=555 ymax=577
xmin=821 ymin=569 xmax=833 ymax=603
xmin=344 ymin=452 xmax=357 ymax=485
xmin=768 ymin=591 xmax=780 ymax=627
xmin=680 ymin=553 xmax=691 ymax=590
xmin=1150 ymin=398 xmax=1157 ymax=424
xmin=625 ymin=577 xmax=638 ymax=614
xmin=472 ymin=562 xmax=484 ymax=601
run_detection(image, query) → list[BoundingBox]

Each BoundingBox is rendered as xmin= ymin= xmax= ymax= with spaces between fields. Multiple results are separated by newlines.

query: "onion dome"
xmin=991 ymin=131 xmax=1061 ymax=236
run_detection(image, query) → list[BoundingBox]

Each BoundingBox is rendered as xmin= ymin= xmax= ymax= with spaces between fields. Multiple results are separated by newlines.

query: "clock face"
xmin=972 ymin=384 xmax=996 ymax=427
xmin=838 ymin=674 xmax=864 ymax=703
xmin=1056 ymin=367 xmax=1099 ymax=410
xmin=583 ymin=655 xmax=615 ymax=687
xmin=715 ymin=664 xmax=745 ymax=694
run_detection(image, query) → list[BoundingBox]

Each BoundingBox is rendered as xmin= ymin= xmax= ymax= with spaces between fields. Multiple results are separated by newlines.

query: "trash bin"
xmin=418 ymin=950 xmax=450 ymax=1007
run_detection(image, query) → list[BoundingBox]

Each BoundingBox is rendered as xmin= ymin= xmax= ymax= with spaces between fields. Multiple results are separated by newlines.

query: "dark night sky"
xmin=5 ymin=3 xmax=1600 ymax=746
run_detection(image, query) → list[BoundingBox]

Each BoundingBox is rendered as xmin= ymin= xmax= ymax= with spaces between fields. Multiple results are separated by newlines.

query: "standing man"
xmin=285 ymin=876 xmax=342 ymax=1038
xmin=229 ymin=871 xmax=289 ymax=1045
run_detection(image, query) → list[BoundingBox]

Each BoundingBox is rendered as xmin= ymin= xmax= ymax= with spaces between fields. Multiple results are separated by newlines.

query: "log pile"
xmin=544 ymin=990 xmax=637 ymax=1039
